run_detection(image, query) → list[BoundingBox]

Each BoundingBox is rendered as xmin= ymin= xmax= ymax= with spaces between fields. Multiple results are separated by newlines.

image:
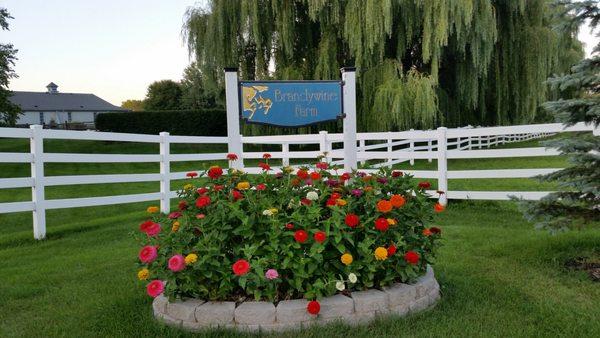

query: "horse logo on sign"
xmin=242 ymin=85 xmax=273 ymax=120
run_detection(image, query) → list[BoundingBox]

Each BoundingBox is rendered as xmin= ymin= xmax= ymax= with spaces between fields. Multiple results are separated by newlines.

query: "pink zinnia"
xmin=168 ymin=254 xmax=186 ymax=272
xmin=265 ymin=269 xmax=279 ymax=280
xmin=146 ymin=280 xmax=164 ymax=297
xmin=139 ymin=245 xmax=158 ymax=263
xmin=168 ymin=211 xmax=182 ymax=219
xmin=139 ymin=220 xmax=161 ymax=237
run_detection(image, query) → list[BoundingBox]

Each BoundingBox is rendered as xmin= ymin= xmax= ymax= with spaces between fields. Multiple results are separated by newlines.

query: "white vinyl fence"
xmin=0 ymin=122 xmax=597 ymax=239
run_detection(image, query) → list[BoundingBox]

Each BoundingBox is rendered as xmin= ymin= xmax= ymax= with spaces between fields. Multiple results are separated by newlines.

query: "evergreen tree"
xmin=0 ymin=8 xmax=21 ymax=126
xmin=519 ymin=0 xmax=599 ymax=232
xmin=183 ymin=0 xmax=583 ymax=131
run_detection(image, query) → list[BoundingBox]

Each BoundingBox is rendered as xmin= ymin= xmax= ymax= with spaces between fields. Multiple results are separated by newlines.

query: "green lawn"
xmin=1 ymin=134 xmax=598 ymax=337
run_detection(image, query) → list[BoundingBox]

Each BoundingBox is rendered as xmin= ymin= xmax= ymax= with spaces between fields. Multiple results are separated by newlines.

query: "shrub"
xmin=135 ymin=157 xmax=443 ymax=306
xmin=95 ymin=109 xmax=227 ymax=136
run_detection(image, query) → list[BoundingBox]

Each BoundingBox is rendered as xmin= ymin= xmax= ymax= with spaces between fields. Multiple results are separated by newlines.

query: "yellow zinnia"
xmin=146 ymin=206 xmax=159 ymax=213
xmin=183 ymin=184 xmax=193 ymax=191
xmin=336 ymin=199 xmax=347 ymax=206
xmin=236 ymin=181 xmax=251 ymax=190
xmin=386 ymin=218 xmax=397 ymax=225
xmin=341 ymin=253 xmax=353 ymax=265
xmin=185 ymin=253 xmax=198 ymax=265
xmin=374 ymin=247 xmax=388 ymax=261
xmin=172 ymin=221 xmax=180 ymax=232
xmin=137 ymin=268 xmax=149 ymax=280
xmin=269 ymin=208 xmax=278 ymax=214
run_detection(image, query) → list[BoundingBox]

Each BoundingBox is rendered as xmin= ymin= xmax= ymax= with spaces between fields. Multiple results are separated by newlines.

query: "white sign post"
xmin=341 ymin=67 xmax=358 ymax=172
xmin=224 ymin=68 xmax=244 ymax=169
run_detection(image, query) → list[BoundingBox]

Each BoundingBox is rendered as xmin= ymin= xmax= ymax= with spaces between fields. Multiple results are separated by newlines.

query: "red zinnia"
xmin=195 ymin=195 xmax=211 ymax=208
xmin=213 ymin=185 xmax=224 ymax=191
xmin=197 ymin=187 xmax=208 ymax=195
xmin=231 ymin=190 xmax=243 ymax=201
xmin=316 ymin=162 xmax=328 ymax=170
xmin=392 ymin=170 xmax=403 ymax=178
xmin=345 ymin=214 xmax=360 ymax=228
xmin=258 ymin=162 xmax=271 ymax=171
xmin=178 ymin=200 xmax=188 ymax=210
xmin=387 ymin=245 xmax=397 ymax=256
xmin=285 ymin=223 xmax=294 ymax=230
xmin=331 ymin=192 xmax=342 ymax=200
xmin=232 ymin=259 xmax=251 ymax=276
xmin=314 ymin=231 xmax=327 ymax=243
xmin=340 ymin=172 xmax=351 ymax=181
xmin=325 ymin=198 xmax=337 ymax=207
xmin=226 ymin=153 xmax=238 ymax=161
xmin=307 ymin=300 xmax=320 ymax=315
xmin=207 ymin=166 xmax=223 ymax=179
xmin=375 ymin=217 xmax=389 ymax=232
xmin=404 ymin=251 xmax=420 ymax=265
xmin=418 ymin=181 xmax=431 ymax=189
xmin=294 ymin=230 xmax=308 ymax=243
xmin=256 ymin=183 xmax=266 ymax=191
xmin=430 ymin=226 xmax=442 ymax=234
xmin=297 ymin=169 xmax=309 ymax=180
xmin=262 ymin=153 xmax=272 ymax=159
xmin=301 ymin=198 xmax=312 ymax=206
xmin=310 ymin=172 xmax=321 ymax=180
xmin=186 ymin=172 xmax=198 ymax=178
xmin=140 ymin=220 xmax=161 ymax=237
xmin=434 ymin=203 xmax=445 ymax=213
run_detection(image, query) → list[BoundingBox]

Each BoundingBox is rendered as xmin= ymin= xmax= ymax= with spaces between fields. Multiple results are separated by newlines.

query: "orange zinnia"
xmin=390 ymin=194 xmax=406 ymax=208
xmin=376 ymin=200 xmax=393 ymax=213
xmin=423 ymin=228 xmax=432 ymax=236
xmin=434 ymin=203 xmax=445 ymax=213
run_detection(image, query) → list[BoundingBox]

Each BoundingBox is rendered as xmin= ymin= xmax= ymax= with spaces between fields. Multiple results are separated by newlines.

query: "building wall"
xmin=17 ymin=111 xmax=99 ymax=125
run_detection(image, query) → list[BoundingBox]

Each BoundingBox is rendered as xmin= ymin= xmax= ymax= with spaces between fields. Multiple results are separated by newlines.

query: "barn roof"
xmin=9 ymin=91 xmax=128 ymax=112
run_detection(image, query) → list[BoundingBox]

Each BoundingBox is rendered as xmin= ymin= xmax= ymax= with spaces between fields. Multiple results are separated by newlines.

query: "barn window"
xmin=39 ymin=112 xmax=44 ymax=124
xmin=68 ymin=112 xmax=72 ymax=122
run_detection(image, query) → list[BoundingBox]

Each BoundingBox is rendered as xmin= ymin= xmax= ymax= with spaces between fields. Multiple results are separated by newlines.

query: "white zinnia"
xmin=348 ymin=273 xmax=357 ymax=284
xmin=262 ymin=209 xmax=273 ymax=216
xmin=335 ymin=281 xmax=346 ymax=291
xmin=306 ymin=191 xmax=319 ymax=201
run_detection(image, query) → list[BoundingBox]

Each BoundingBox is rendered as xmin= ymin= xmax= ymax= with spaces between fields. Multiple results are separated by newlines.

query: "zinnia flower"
xmin=418 ymin=181 xmax=431 ymax=189
xmin=232 ymin=259 xmax=250 ymax=276
xmin=231 ymin=190 xmax=243 ymax=201
xmin=185 ymin=253 xmax=198 ymax=265
xmin=301 ymin=198 xmax=312 ymax=206
xmin=423 ymin=228 xmax=432 ymax=236
xmin=207 ymin=166 xmax=223 ymax=179
xmin=168 ymin=211 xmax=181 ymax=219
xmin=256 ymin=183 xmax=266 ymax=191
xmin=374 ymin=247 xmax=388 ymax=261
xmin=307 ymin=300 xmax=320 ymax=315
xmin=390 ymin=194 xmax=406 ymax=208
xmin=178 ymin=200 xmax=188 ymax=210
xmin=386 ymin=218 xmax=397 ymax=225
xmin=186 ymin=172 xmax=198 ymax=178
xmin=336 ymin=281 xmax=345 ymax=291
xmin=285 ymin=223 xmax=294 ymax=229
xmin=195 ymin=195 xmax=211 ymax=208
xmin=183 ymin=184 xmax=193 ymax=191
xmin=434 ymin=203 xmax=445 ymax=213
xmin=404 ymin=251 xmax=420 ymax=265
xmin=297 ymin=169 xmax=309 ymax=180
xmin=226 ymin=153 xmax=238 ymax=161
xmin=171 ymin=221 xmax=180 ymax=232
xmin=236 ymin=181 xmax=250 ymax=190
xmin=262 ymin=209 xmax=274 ymax=216
xmin=348 ymin=273 xmax=358 ymax=283
xmin=310 ymin=172 xmax=321 ymax=180
xmin=375 ymin=218 xmax=389 ymax=232
xmin=345 ymin=214 xmax=359 ymax=228
xmin=341 ymin=253 xmax=353 ymax=265
xmin=316 ymin=162 xmax=328 ymax=170
xmin=340 ymin=172 xmax=351 ymax=181
xmin=376 ymin=200 xmax=393 ymax=213
xmin=294 ymin=230 xmax=308 ymax=243
xmin=314 ymin=231 xmax=327 ymax=243
xmin=325 ymin=198 xmax=337 ymax=207
xmin=137 ymin=268 xmax=149 ymax=280
xmin=306 ymin=191 xmax=319 ymax=201
xmin=258 ymin=162 xmax=271 ymax=171
xmin=139 ymin=245 xmax=158 ymax=263
xmin=168 ymin=254 xmax=186 ymax=272
xmin=351 ymin=189 xmax=363 ymax=197
xmin=146 ymin=206 xmax=159 ymax=213
xmin=392 ymin=170 xmax=403 ymax=178
xmin=197 ymin=187 xmax=208 ymax=195
xmin=430 ymin=226 xmax=442 ymax=234
xmin=387 ymin=245 xmax=397 ymax=256
xmin=139 ymin=220 xmax=161 ymax=237
xmin=265 ymin=269 xmax=279 ymax=280
xmin=336 ymin=199 xmax=347 ymax=207
xmin=262 ymin=153 xmax=272 ymax=159
xmin=376 ymin=177 xmax=388 ymax=184
xmin=146 ymin=280 xmax=164 ymax=298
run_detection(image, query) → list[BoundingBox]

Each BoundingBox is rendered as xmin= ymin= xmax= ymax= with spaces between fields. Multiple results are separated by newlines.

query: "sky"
xmin=3 ymin=1 xmax=599 ymax=107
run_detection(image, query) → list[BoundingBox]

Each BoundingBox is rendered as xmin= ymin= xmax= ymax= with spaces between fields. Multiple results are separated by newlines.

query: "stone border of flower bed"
xmin=152 ymin=266 xmax=440 ymax=332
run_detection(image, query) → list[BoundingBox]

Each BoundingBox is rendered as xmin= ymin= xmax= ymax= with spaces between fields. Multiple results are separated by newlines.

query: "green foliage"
xmin=95 ymin=109 xmax=227 ymax=136
xmin=135 ymin=165 xmax=441 ymax=301
xmin=0 ymin=7 xmax=21 ymax=127
xmin=143 ymin=80 xmax=183 ymax=111
xmin=180 ymin=63 xmax=220 ymax=109
xmin=120 ymin=99 xmax=144 ymax=111
xmin=183 ymin=0 xmax=583 ymax=131
xmin=518 ymin=1 xmax=599 ymax=232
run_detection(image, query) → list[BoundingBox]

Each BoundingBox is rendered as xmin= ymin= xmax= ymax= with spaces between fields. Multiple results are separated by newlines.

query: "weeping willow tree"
xmin=183 ymin=0 xmax=583 ymax=132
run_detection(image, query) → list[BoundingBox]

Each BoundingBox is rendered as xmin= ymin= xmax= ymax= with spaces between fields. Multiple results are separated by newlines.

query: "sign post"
xmin=224 ymin=68 xmax=243 ymax=169
xmin=341 ymin=67 xmax=357 ymax=172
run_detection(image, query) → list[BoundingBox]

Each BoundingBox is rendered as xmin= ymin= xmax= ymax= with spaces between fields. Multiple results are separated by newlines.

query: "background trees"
xmin=183 ymin=0 xmax=584 ymax=131
xmin=0 ymin=8 xmax=21 ymax=127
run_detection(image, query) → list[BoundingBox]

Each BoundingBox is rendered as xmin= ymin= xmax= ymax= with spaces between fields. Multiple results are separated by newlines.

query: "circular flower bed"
xmin=135 ymin=154 xmax=443 ymax=322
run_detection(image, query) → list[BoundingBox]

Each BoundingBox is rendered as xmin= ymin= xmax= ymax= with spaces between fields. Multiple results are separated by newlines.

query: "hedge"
xmin=95 ymin=110 xmax=227 ymax=136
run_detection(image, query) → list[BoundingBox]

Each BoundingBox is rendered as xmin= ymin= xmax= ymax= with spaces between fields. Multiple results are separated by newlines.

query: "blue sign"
xmin=239 ymin=81 xmax=343 ymax=127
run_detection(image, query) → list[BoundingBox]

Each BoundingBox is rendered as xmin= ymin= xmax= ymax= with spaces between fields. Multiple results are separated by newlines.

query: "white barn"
xmin=10 ymin=82 xmax=128 ymax=128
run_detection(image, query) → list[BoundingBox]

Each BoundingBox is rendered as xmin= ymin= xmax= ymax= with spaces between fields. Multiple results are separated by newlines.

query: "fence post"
xmin=341 ymin=67 xmax=358 ymax=172
xmin=437 ymin=127 xmax=448 ymax=206
xmin=387 ymin=132 xmax=393 ymax=167
xmin=409 ymin=129 xmax=415 ymax=165
xmin=282 ymin=142 xmax=290 ymax=167
xmin=159 ymin=132 xmax=171 ymax=214
xmin=359 ymin=139 xmax=366 ymax=165
xmin=319 ymin=131 xmax=329 ymax=162
xmin=224 ymin=68 xmax=244 ymax=169
xmin=30 ymin=125 xmax=46 ymax=240
xmin=427 ymin=139 xmax=433 ymax=162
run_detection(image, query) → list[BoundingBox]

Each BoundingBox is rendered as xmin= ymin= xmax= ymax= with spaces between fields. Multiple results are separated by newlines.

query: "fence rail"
xmin=0 ymin=122 xmax=597 ymax=239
